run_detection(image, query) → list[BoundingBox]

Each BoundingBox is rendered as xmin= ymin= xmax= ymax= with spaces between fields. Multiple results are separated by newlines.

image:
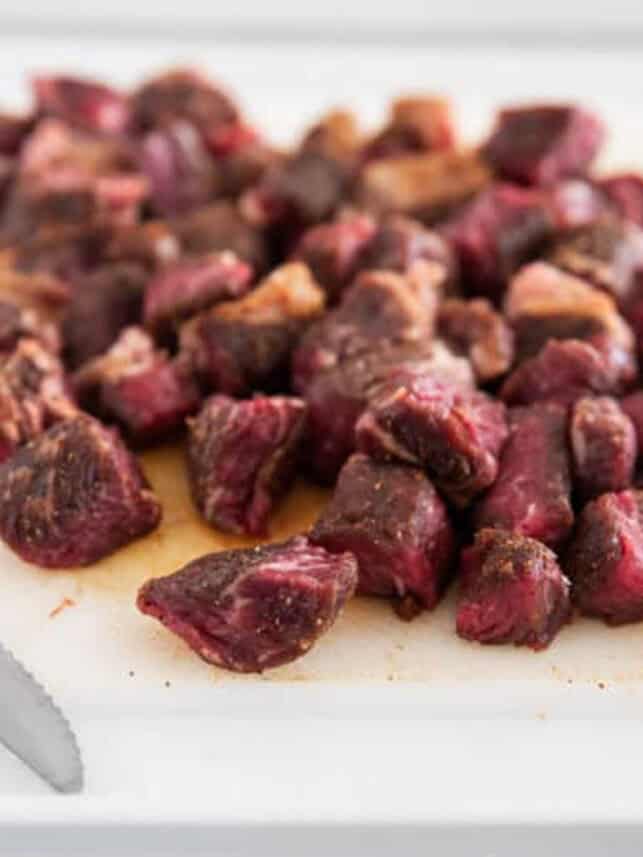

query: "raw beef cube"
xmin=599 ymin=174 xmax=643 ymax=227
xmin=311 ymin=453 xmax=455 ymax=617
xmin=63 ymin=262 xmax=147 ymax=368
xmin=440 ymin=183 xmax=552 ymax=300
xmin=137 ymin=535 xmax=358 ymax=673
xmin=457 ymin=528 xmax=570 ymax=650
xmin=355 ymin=214 xmax=457 ymax=286
xmin=566 ymin=489 xmax=643 ymax=624
xmin=180 ymin=262 xmax=325 ymax=395
xmin=138 ymin=120 xmax=218 ymax=216
xmin=357 ymin=148 xmax=491 ymax=223
xmin=74 ymin=327 xmax=200 ymax=445
xmin=485 ymin=104 xmax=604 ymax=186
xmin=356 ymin=376 xmax=508 ymax=508
xmin=292 ymin=213 xmax=376 ymax=301
xmin=187 ymin=394 xmax=307 ymax=535
xmin=300 ymin=109 xmax=363 ymax=165
xmin=547 ymin=217 xmax=643 ymax=308
xmin=143 ymin=251 xmax=253 ymax=338
xmin=622 ymin=391 xmax=643 ymax=452
xmin=103 ymin=220 xmax=181 ymax=271
xmin=364 ymin=95 xmax=455 ymax=161
xmin=305 ymin=342 xmax=473 ymax=483
xmin=0 ymin=114 xmax=33 ymax=156
xmin=0 ymin=299 xmax=60 ymax=355
xmin=292 ymin=263 xmax=441 ymax=394
xmin=94 ymin=173 xmax=149 ymax=228
xmin=546 ymin=179 xmax=608 ymax=231
xmin=474 ymin=403 xmax=573 ymax=548
xmin=0 ymin=156 xmax=13 ymax=202
xmin=33 ymin=75 xmax=130 ymax=134
xmin=172 ymin=201 xmax=269 ymax=273
xmin=438 ymin=298 xmax=515 ymax=383
xmin=569 ymin=396 xmax=636 ymax=500
xmin=216 ymin=138 xmax=279 ymax=198
xmin=0 ymin=415 xmax=161 ymax=568
xmin=0 ymin=338 xmax=76 ymax=463
xmin=504 ymin=262 xmax=636 ymax=381
xmin=129 ymin=68 xmax=239 ymax=135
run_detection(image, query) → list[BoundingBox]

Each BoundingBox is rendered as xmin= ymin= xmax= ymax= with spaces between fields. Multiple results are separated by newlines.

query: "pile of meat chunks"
xmin=2 ymin=71 xmax=643 ymax=672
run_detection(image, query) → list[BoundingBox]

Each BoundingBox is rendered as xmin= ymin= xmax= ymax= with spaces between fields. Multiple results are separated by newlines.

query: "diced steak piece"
xmin=364 ymin=96 xmax=454 ymax=161
xmin=305 ymin=342 xmax=473 ymax=483
xmin=74 ymin=327 xmax=200 ymax=445
xmin=438 ymin=298 xmax=515 ymax=383
xmin=311 ymin=453 xmax=455 ymax=617
xmin=216 ymin=138 xmax=279 ymax=198
xmin=484 ymin=104 xmax=604 ymax=186
xmin=301 ymin=109 xmax=363 ymax=165
xmin=180 ymin=262 xmax=325 ymax=396
xmin=546 ymin=179 xmax=608 ymax=231
xmin=457 ymin=528 xmax=571 ymax=650
xmin=129 ymin=68 xmax=239 ymax=136
xmin=0 ymin=338 xmax=76 ymax=463
xmin=440 ymin=183 xmax=552 ymax=300
xmin=474 ymin=403 xmax=573 ymax=547
xmin=622 ymin=391 xmax=643 ymax=453
xmin=357 ymin=148 xmax=491 ymax=223
xmin=172 ymin=201 xmax=269 ymax=273
xmin=547 ymin=217 xmax=643 ymax=308
xmin=137 ymin=535 xmax=358 ymax=673
xmin=355 ymin=214 xmax=457 ymax=285
xmin=0 ymin=114 xmax=33 ymax=156
xmin=32 ymin=75 xmax=130 ymax=134
xmin=63 ymin=262 xmax=147 ymax=368
xmin=566 ymin=489 xmax=643 ymax=624
xmin=0 ymin=299 xmax=60 ymax=355
xmin=356 ymin=376 xmax=508 ymax=508
xmin=103 ymin=220 xmax=181 ymax=271
xmin=292 ymin=263 xmax=442 ymax=394
xmin=599 ymin=174 xmax=643 ymax=227
xmin=138 ymin=120 xmax=218 ymax=216
xmin=0 ymin=155 xmax=13 ymax=203
xmin=292 ymin=213 xmax=376 ymax=301
xmin=0 ymin=414 xmax=161 ymax=567
xmin=143 ymin=251 xmax=253 ymax=338
xmin=504 ymin=261 xmax=636 ymax=383
xmin=569 ymin=396 xmax=636 ymax=500
xmin=187 ymin=394 xmax=307 ymax=535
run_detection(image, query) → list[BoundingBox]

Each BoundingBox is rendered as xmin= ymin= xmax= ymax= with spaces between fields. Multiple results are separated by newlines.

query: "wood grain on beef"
xmin=437 ymin=297 xmax=515 ymax=383
xmin=311 ymin=453 xmax=455 ymax=618
xmin=474 ymin=402 xmax=573 ymax=548
xmin=137 ymin=536 xmax=357 ymax=673
xmin=0 ymin=414 xmax=161 ymax=567
xmin=457 ymin=528 xmax=571 ymax=650
xmin=565 ymin=490 xmax=643 ymax=625
xmin=187 ymin=394 xmax=307 ymax=536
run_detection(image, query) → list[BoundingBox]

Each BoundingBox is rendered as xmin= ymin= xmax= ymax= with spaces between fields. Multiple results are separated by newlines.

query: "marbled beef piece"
xmin=137 ymin=535 xmax=358 ymax=673
xmin=546 ymin=179 xmax=608 ymax=231
xmin=138 ymin=120 xmax=219 ymax=216
xmin=0 ymin=338 xmax=76 ymax=464
xmin=504 ymin=262 xmax=637 ymax=384
xmin=32 ymin=75 xmax=130 ymax=135
xmin=474 ymin=403 xmax=573 ymax=548
xmin=440 ymin=183 xmax=552 ymax=301
xmin=484 ymin=104 xmax=604 ymax=186
xmin=305 ymin=342 xmax=474 ymax=483
xmin=0 ymin=114 xmax=33 ymax=156
xmin=621 ymin=391 xmax=643 ymax=453
xmin=0 ymin=414 xmax=161 ymax=568
xmin=355 ymin=214 xmax=457 ymax=286
xmin=311 ymin=453 xmax=455 ymax=618
xmin=0 ymin=299 xmax=60 ymax=355
xmin=292 ymin=263 xmax=442 ymax=395
xmin=356 ymin=376 xmax=508 ymax=508
xmin=301 ymin=109 xmax=363 ymax=166
xmin=63 ymin=262 xmax=147 ymax=368
xmin=438 ymin=298 xmax=515 ymax=383
xmin=216 ymin=138 xmax=279 ymax=199
xmin=180 ymin=262 xmax=325 ymax=396
xmin=103 ymin=220 xmax=181 ymax=271
xmin=172 ymin=201 xmax=269 ymax=273
xmin=569 ymin=396 xmax=636 ymax=501
xmin=143 ymin=251 xmax=253 ymax=338
xmin=599 ymin=174 xmax=643 ymax=228
xmin=364 ymin=96 xmax=454 ymax=162
xmin=356 ymin=148 xmax=491 ymax=224
xmin=500 ymin=339 xmax=626 ymax=406
xmin=457 ymin=528 xmax=571 ymax=650
xmin=565 ymin=489 xmax=643 ymax=624
xmin=129 ymin=68 xmax=239 ymax=136
xmin=74 ymin=327 xmax=200 ymax=445
xmin=187 ymin=394 xmax=306 ymax=535
xmin=291 ymin=213 xmax=376 ymax=301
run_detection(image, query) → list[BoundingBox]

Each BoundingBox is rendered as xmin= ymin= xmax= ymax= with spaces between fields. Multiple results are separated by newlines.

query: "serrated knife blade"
xmin=0 ymin=642 xmax=83 ymax=792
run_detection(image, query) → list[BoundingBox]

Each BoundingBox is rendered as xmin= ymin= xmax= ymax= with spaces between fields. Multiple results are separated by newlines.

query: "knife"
xmin=0 ymin=642 xmax=83 ymax=793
